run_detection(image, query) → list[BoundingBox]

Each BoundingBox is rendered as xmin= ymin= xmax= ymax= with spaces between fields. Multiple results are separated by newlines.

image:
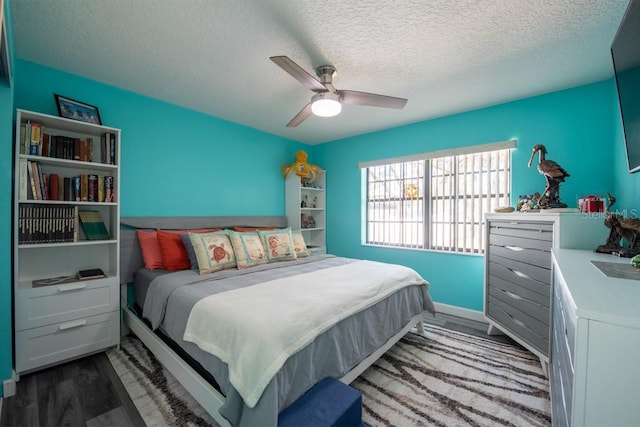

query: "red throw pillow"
xmin=156 ymin=230 xmax=190 ymax=271
xmin=136 ymin=230 xmax=164 ymax=270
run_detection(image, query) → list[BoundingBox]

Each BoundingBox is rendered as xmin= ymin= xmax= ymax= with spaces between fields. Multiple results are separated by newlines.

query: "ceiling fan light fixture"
xmin=311 ymin=92 xmax=342 ymax=117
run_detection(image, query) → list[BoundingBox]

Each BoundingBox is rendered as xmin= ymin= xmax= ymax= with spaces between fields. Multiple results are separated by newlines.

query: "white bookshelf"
xmin=285 ymin=171 xmax=326 ymax=254
xmin=13 ymin=109 xmax=121 ymax=374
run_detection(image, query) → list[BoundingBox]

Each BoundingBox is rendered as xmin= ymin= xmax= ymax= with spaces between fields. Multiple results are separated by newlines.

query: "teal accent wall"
xmin=14 ymin=60 xmax=305 ymax=216
xmin=0 ymin=0 xmax=14 ymax=394
xmin=314 ymin=81 xmax=618 ymax=311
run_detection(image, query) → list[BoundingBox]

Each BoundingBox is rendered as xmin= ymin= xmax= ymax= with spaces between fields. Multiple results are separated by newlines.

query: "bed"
xmin=120 ymin=216 xmax=436 ymax=427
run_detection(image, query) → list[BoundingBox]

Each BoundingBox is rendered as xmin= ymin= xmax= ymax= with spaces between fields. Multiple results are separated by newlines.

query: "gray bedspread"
xmin=140 ymin=254 xmax=435 ymax=427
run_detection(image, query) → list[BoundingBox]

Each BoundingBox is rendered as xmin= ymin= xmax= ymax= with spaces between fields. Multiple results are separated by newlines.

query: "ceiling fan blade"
xmin=286 ymin=103 xmax=313 ymax=127
xmin=339 ymin=90 xmax=408 ymax=109
xmin=270 ymin=56 xmax=327 ymax=92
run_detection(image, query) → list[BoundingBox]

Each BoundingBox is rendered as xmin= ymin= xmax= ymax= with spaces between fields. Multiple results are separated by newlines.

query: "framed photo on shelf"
xmin=54 ymin=94 xmax=102 ymax=125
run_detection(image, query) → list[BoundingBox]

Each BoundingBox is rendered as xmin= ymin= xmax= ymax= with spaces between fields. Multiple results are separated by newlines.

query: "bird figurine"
xmin=596 ymin=192 xmax=640 ymax=257
xmin=527 ymin=144 xmax=570 ymax=208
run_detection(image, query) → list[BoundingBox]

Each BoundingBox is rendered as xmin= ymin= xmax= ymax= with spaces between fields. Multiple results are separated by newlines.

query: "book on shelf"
xmin=19 ymin=158 xmax=28 ymax=200
xmin=97 ymin=175 xmax=105 ymax=202
xmin=22 ymin=121 xmax=100 ymax=163
xmin=110 ymin=133 xmax=116 ymax=164
xmin=28 ymin=121 xmax=42 ymax=156
xmin=19 ymin=124 xmax=27 ymax=155
xmin=49 ymin=173 xmax=60 ymax=201
xmin=41 ymin=133 xmax=50 ymax=158
xmin=87 ymin=174 xmax=98 ymax=202
xmin=28 ymin=161 xmax=42 ymax=200
xmin=104 ymin=176 xmax=114 ymax=202
xmin=78 ymin=209 xmax=110 ymax=240
xmin=18 ymin=204 xmax=78 ymax=244
xmin=73 ymin=175 xmax=81 ymax=201
xmin=101 ymin=133 xmax=117 ymax=165
xmin=40 ymin=172 xmax=49 ymax=200
xmin=36 ymin=162 xmax=47 ymax=200
xmin=63 ymin=177 xmax=72 ymax=201
xmin=80 ymin=174 xmax=88 ymax=201
xmin=26 ymin=160 xmax=37 ymax=200
xmin=76 ymin=268 xmax=105 ymax=281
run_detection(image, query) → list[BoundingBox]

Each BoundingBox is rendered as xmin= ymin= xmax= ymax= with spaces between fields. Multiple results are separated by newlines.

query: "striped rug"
xmin=352 ymin=324 xmax=551 ymax=427
xmin=107 ymin=335 xmax=219 ymax=427
xmin=108 ymin=324 xmax=551 ymax=427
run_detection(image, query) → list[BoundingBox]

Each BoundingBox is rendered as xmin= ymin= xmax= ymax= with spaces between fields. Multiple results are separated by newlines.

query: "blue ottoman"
xmin=278 ymin=377 xmax=367 ymax=427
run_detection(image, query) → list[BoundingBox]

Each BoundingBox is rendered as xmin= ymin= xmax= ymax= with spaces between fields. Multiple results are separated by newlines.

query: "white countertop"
xmin=552 ymin=248 xmax=640 ymax=328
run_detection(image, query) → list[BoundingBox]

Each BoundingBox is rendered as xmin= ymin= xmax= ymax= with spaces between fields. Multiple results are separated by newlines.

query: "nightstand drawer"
xmin=15 ymin=310 xmax=119 ymax=374
xmin=15 ymin=277 xmax=119 ymax=331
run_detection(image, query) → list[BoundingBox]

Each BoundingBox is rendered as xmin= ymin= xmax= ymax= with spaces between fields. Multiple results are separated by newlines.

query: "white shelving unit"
xmin=13 ymin=109 xmax=121 ymax=374
xmin=285 ymin=171 xmax=326 ymax=254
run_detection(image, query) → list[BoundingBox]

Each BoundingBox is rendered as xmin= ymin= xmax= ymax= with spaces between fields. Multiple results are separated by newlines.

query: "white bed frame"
xmin=119 ymin=216 xmax=427 ymax=427
xmin=123 ymin=308 xmax=425 ymax=427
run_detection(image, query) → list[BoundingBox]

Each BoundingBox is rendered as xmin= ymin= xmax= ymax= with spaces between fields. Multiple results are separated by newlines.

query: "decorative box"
xmin=579 ymin=195 xmax=604 ymax=213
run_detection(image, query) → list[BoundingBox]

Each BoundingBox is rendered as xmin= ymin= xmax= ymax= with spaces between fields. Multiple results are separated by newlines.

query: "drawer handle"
xmin=57 ymin=283 xmax=87 ymax=293
xmin=505 ymin=245 xmax=524 ymax=252
xmin=512 ymin=269 xmax=532 ymax=280
xmin=58 ymin=319 xmax=87 ymax=331
xmin=508 ymin=313 xmax=526 ymax=328
xmin=504 ymin=290 xmax=523 ymax=300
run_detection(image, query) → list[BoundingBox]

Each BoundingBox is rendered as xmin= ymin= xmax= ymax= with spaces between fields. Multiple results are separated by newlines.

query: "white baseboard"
xmin=432 ymin=302 xmax=486 ymax=324
xmin=3 ymin=370 xmax=17 ymax=397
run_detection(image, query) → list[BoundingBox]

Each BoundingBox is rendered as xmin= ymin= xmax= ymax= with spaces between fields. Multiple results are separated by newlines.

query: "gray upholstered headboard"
xmin=120 ymin=216 xmax=288 ymax=284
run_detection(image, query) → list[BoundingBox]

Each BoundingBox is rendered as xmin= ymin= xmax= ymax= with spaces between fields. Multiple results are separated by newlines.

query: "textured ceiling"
xmin=10 ymin=0 xmax=630 ymax=144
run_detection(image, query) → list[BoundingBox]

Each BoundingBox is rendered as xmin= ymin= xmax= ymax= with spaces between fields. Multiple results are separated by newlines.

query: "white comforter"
xmin=182 ymin=259 xmax=429 ymax=408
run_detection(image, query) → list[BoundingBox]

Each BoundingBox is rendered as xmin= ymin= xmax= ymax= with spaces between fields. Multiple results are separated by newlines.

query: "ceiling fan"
xmin=270 ymin=56 xmax=408 ymax=127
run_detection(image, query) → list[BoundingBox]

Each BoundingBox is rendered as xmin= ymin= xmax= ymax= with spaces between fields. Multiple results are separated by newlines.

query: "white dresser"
xmin=551 ymin=249 xmax=640 ymax=427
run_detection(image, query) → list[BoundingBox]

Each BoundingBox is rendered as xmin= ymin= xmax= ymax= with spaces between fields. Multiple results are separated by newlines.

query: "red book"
xmin=49 ymin=174 xmax=59 ymax=200
xmin=42 ymin=133 xmax=50 ymax=157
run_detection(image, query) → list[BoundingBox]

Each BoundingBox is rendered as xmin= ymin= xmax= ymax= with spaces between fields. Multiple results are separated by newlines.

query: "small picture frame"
xmin=54 ymin=94 xmax=102 ymax=125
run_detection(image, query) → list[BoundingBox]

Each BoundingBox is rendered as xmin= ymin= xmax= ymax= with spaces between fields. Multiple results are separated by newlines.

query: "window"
xmin=362 ymin=141 xmax=514 ymax=253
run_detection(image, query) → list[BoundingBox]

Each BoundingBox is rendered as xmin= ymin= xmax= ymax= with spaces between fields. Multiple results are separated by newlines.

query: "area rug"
xmin=108 ymin=324 xmax=550 ymax=427
xmin=351 ymin=324 xmax=551 ymax=427
xmin=106 ymin=335 xmax=219 ymax=427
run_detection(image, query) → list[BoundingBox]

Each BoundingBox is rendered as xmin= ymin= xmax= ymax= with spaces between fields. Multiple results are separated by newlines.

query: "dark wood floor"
xmin=0 ymin=313 xmax=515 ymax=427
xmin=0 ymin=351 xmax=145 ymax=427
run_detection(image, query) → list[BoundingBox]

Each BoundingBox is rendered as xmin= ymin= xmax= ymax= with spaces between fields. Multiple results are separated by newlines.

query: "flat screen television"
xmin=611 ymin=0 xmax=640 ymax=173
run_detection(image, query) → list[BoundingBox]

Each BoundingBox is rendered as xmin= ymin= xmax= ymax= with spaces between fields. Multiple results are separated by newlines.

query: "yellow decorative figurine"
xmin=281 ymin=150 xmax=323 ymax=183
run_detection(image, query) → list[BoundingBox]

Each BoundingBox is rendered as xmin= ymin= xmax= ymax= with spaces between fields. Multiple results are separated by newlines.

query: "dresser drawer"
xmin=15 ymin=310 xmax=119 ymax=374
xmin=15 ymin=277 xmax=119 ymax=331
xmin=489 ymin=234 xmax=551 ymax=267
xmin=488 ymin=284 xmax=549 ymax=322
xmin=488 ymin=220 xmax=553 ymax=242
xmin=487 ymin=264 xmax=550 ymax=308
xmin=488 ymin=254 xmax=552 ymax=287
xmin=486 ymin=297 xmax=549 ymax=355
